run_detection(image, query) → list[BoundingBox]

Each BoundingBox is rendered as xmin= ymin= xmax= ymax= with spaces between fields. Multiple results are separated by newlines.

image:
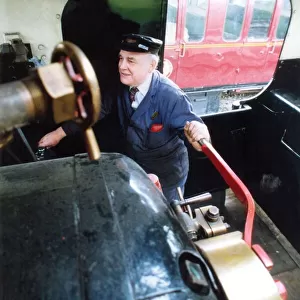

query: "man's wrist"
xmin=56 ymin=127 xmax=67 ymax=140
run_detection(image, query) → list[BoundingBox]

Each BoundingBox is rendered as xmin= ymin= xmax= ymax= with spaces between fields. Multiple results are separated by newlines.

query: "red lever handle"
xmin=198 ymin=139 xmax=288 ymax=299
xmin=199 ymin=139 xmax=255 ymax=246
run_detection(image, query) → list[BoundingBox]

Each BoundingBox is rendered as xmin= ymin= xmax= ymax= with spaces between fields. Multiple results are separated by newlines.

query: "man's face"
xmin=118 ymin=50 xmax=154 ymax=86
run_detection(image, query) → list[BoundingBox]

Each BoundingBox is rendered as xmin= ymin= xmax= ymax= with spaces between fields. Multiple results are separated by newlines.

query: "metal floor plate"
xmin=223 ymin=189 xmax=300 ymax=300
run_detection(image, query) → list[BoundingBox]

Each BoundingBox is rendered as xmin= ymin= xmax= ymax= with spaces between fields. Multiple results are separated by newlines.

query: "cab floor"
xmin=223 ymin=189 xmax=300 ymax=299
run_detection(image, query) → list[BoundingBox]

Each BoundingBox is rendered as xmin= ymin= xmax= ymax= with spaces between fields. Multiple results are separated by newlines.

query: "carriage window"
xmin=184 ymin=0 xmax=208 ymax=42
xmin=223 ymin=0 xmax=247 ymax=41
xmin=276 ymin=0 xmax=291 ymax=40
xmin=248 ymin=0 xmax=276 ymax=40
xmin=165 ymin=0 xmax=178 ymax=44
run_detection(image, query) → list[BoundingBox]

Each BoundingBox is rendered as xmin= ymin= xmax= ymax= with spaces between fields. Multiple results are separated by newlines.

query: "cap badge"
xmin=138 ymin=44 xmax=149 ymax=51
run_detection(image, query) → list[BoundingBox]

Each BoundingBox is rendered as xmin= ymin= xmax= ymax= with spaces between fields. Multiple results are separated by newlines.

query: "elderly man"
xmin=117 ymin=34 xmax=210 ymax=202
xmin=39 ymin=33 xmax=210 ymax=202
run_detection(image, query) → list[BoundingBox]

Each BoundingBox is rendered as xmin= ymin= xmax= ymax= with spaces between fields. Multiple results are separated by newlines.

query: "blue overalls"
xmin=117 ymin=70 xmax=203 ymax=202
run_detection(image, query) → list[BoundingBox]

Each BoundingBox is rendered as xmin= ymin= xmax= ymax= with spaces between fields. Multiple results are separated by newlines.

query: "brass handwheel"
xmin=51 ymin=41 xmax=101 ymax=128
xmin=51 ymin=41 xmax=101 ymax=160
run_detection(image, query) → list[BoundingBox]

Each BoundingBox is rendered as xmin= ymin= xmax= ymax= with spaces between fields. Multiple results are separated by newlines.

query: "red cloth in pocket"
xmin=150 ymin=124 xmax=163 ymax=133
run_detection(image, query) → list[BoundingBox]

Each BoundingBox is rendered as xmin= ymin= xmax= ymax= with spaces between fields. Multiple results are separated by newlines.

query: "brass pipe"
xmin=22 ymin=76 xmax=48 ymax=118
xmin=0 ymin=80 xmax=37 ymax=133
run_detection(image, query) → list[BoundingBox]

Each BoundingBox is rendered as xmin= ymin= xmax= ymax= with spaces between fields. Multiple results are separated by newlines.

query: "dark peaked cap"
xmin=120 ymin=33 xmax=163 ymax=54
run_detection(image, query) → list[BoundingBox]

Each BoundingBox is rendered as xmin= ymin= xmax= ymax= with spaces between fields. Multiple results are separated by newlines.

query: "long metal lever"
xmin=198 ymin=138 xmax=255 ymax=247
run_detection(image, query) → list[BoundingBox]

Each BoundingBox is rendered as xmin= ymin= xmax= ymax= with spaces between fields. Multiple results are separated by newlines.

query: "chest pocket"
xmin=146 ymin=123 xmax=169 ymax=149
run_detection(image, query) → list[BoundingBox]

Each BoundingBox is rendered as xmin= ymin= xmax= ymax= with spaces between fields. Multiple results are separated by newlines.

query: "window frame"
xmin=275 ymin=0 xmax=292 ymax=40
xmin=183 ymin=0 xmax=209 ymax=43
xmin=165 ymin=0 xmax=180 ymax=45
xmin=222 ymin=0 xmax=248 ymax=42
xmin=247 ymin=0 xmax=277 ymax=42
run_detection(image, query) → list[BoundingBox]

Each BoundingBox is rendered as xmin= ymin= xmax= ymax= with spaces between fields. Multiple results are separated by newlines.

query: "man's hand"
xmin=184 ymin=121 xmax=210 ymax=151
xmin=38 ymin=127 xmax=66 ymax=148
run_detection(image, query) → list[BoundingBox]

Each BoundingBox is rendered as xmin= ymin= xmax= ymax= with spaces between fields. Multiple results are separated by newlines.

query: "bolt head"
xmin=208 ymin=206 xmax=219 ymax=217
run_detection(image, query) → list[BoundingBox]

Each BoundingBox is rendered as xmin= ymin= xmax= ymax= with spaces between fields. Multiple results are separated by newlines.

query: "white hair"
xmin=149 ymin=53 xmax=160 ymax=68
